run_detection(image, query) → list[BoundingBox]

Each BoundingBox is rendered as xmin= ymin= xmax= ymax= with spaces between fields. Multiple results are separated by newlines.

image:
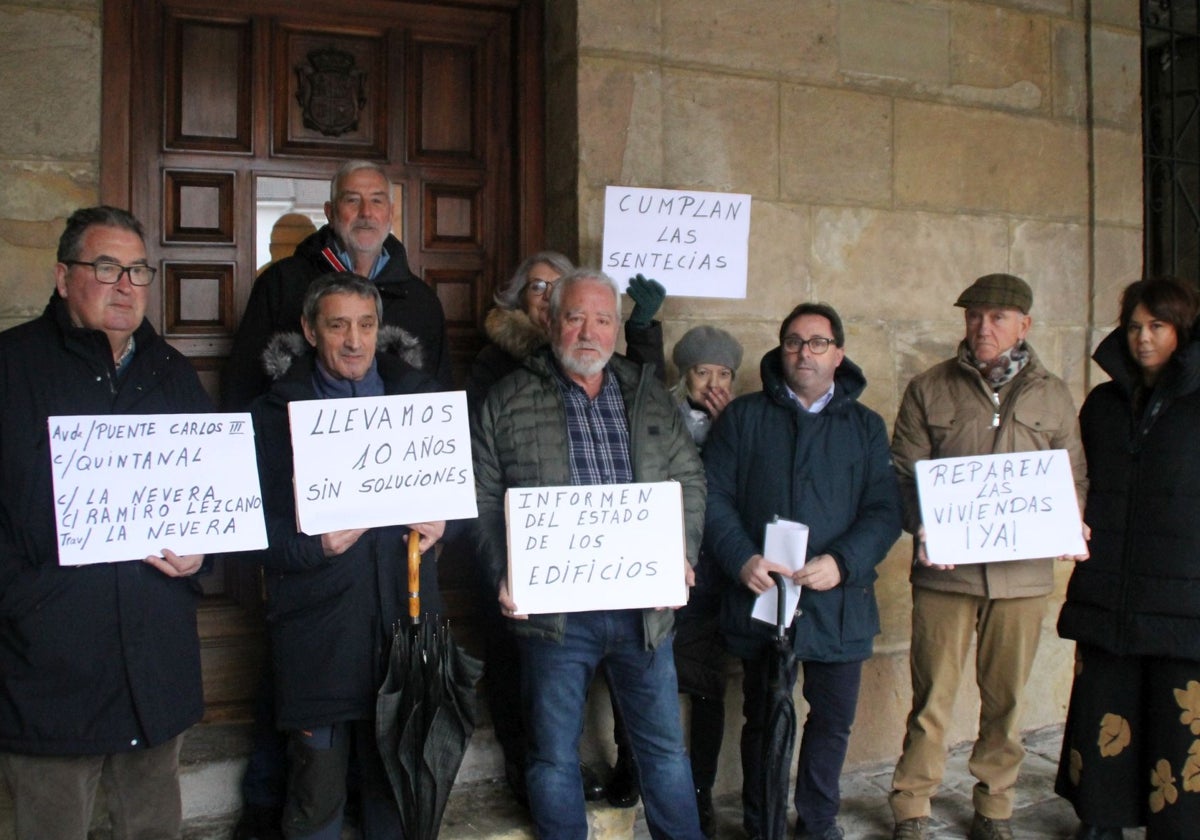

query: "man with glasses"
xmin=703 ymin=302 xmax=901 ymax=840
xmin=0 ymin=206 xmax=213 ymax=838
xmin=888 ymin=275 xmax=1087 ymax=840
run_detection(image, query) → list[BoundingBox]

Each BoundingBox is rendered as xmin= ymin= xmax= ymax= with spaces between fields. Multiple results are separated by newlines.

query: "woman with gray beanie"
xmin=671 ymin=324 xmax=745 ymax=447
xmin=670 ymin=323 xmax=744 ymax=836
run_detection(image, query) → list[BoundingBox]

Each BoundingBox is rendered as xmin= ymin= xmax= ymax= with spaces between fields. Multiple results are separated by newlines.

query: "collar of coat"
xmin=757 ymin=345 xmax=867 ymax=413
xmin=49 ymin=291 xmax=158 ymax=369
xmin=483 ymin=305 xmax=548 ymax=362
xmin=260 ymin=324 xmax=424 ymax=380
xmin=293 ymin=225 xmax=419 ymax=287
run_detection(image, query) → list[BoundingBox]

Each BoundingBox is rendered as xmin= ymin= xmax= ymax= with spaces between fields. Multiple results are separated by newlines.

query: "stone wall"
xmin=550 ymin=0 xmax=1143 ymax=776
xmin=0 ymin=0 xmax=1146 ymax=794
xmin=0 ymin=0 xmax=102 ymax=331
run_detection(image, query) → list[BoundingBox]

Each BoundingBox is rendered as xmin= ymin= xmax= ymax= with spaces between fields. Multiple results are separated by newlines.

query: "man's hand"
xmin=913 ymin=525 xmax=955 ymax=571
xmin=738 ymin=554 xmax=794 ymax=595
xmin=321 ymin=528 xmax=368 ymax=557
xmin=1058 ymin=522 xmax=1092 ymax=562
xmin=498 ymin=579 xmax=527 ymax=621
xmin=406 ymin=521 xmax=446 ymax=553
xmin=702 ymin=385 xmax=733 ymax=422
xmin=793 ymin=554 xmax=841 ymax=591
xmin=144 ymin=549 xmax=204 ymax=577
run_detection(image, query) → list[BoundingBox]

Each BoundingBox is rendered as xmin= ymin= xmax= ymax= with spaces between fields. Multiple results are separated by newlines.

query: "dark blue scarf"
xmin=311 ymin=357 xmax=385 ymax=399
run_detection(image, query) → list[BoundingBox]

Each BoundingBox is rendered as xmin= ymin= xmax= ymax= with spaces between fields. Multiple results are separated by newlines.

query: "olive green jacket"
xmin=472 ymin=347 xmax=705 ymax=647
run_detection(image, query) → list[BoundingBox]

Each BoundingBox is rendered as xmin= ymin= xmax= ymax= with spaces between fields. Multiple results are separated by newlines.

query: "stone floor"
xmin=177 ymin=724 xmax=1145 ymax=840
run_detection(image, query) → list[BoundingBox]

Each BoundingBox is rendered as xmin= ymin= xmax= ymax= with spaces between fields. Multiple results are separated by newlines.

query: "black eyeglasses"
xmin=64 ymin=260 xmax=157 ymax=287
xmin=523 ymin=278 xmax=556 ymax=297
xmin=781 ymin=335 xmax=835 ymax=355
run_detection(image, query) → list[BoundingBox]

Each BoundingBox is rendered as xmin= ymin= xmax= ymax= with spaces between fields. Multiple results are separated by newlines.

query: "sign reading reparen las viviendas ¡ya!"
xmin=915 ymin=449 xmax=1087 ymax=565
xmin=505 ymin=481 xmax=689 ymax=615
xmin=602 ymin=186 xmax=751 ymax=300
xmin=287 ymin=390 xmax=477 ymax=535
xmin=48 ymin=413 xmax=267 ymax=566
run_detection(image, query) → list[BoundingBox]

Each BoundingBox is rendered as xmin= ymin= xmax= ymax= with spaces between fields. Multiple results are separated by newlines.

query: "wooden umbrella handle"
xmin=407 ymin=529 xmax=421 ymax=622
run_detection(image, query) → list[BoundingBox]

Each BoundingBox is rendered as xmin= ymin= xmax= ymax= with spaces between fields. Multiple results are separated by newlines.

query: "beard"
xmin=554 ymin=340 xmax=611 ymax=378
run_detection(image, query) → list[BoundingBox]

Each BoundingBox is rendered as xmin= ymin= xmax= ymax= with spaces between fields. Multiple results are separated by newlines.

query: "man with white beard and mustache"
xmin=472 ymin=269 xmax=708 ymax=840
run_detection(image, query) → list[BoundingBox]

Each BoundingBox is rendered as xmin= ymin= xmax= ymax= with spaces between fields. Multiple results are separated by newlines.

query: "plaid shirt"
xmin=552 ymin=361 xmax=634 ymax=485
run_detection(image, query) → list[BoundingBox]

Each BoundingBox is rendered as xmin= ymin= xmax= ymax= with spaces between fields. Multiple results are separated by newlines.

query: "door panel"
xmin=102 ymin=0 xmax=543 ymax=720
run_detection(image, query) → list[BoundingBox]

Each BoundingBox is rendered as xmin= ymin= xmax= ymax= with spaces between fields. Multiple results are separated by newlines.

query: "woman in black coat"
xmin=1056 ymin=277 xmax=1200 ymax=839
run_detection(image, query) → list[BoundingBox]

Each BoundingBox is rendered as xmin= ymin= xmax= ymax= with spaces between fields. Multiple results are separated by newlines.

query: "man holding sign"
xmin=703 ymin=302 xmax=901 ymax=840
xmin=250 ymin=273 xmax=447 ymax=840
xmin=888 ymin=274 xmax=1088 ymax=840
xmin=0 ymin=207 xmax=212 ymax=838
xmin=472 ymin=269 xmax=706 ymax=839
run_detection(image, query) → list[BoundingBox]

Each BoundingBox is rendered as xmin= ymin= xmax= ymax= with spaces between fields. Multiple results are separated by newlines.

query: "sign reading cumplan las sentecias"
xmin=602 ymin=186 xmax=751 ymax=299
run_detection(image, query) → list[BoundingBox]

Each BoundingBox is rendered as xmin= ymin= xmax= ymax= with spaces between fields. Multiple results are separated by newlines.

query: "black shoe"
xmin=232 ymin=804 xmax=284 ymax=840
xmin=696 ymin=787 xmax=715 ymax=837
xmin=1075 ymin=825 xmax=1124 ymax=840
xmin=605 ymin=759 xmax=640 ymax=808
xmin=580 ymin=761 xmax=607 ymax=801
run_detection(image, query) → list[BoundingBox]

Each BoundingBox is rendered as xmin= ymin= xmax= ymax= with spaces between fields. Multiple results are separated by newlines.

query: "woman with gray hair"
xmin=466 ymin=252 xmax=668 ymax=413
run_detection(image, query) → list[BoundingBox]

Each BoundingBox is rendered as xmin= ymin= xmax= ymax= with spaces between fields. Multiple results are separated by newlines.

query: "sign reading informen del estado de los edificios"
xmin=506 ymin=481 xmax=689 ymax=615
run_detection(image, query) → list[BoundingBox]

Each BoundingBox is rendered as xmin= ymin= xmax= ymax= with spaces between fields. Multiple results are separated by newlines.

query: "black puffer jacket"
xmin=0 ymin=294 xmax=212 ymax=754
xmin=1058 ymin=328 xmax=1200 ymax=660
xmin=251 ymin=332 xmax=446 ymax=729
xmin=222 ymin=225 xmax=450 ymax=410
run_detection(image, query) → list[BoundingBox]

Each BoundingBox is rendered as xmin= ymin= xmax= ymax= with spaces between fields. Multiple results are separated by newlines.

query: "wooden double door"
xmin=100 ymin=0 xmax=545 ymax=720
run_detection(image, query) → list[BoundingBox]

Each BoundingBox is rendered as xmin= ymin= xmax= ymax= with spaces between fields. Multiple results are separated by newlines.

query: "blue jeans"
xmin=518 ymin=610 xmax=704 ymax=840
xmin=740 ymin=655 xmax=863 ymax=836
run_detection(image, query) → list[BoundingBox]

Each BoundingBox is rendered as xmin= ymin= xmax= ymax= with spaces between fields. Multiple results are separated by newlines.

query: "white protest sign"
xmin=287 ymin=391 xmax=476 ymax=534
xmin=916 ymin=449 xmax=1086 ymax=565
xmin=506 ymin=481 xmax=689 ymax=615
xmin=48 ymin=413 xmax=267 ymax=565
xmin=752 ymin=517 xmax=808 ymax=629
xmin=602 ymin=186 xmax=751 ymax=299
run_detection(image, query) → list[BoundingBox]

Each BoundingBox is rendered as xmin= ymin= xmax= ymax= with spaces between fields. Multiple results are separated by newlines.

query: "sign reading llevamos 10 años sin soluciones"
xmin=287 ymin=390 xmax=477 ymax=534
xmin=505 ymin=481 xmax=689 ymax=614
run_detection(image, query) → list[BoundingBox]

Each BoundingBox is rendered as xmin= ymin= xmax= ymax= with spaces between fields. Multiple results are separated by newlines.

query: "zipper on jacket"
xmin=990 ymin=391 xmax=1000 ymax=429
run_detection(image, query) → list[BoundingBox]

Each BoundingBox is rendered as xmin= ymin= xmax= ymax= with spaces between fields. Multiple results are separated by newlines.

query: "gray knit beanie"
xmin=672 ymin=325 xmax=744 ymax=373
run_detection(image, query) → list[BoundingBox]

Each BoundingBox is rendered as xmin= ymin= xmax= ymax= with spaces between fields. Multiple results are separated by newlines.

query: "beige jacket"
xmin=891 ymin=342 xmax=1087 ymax=599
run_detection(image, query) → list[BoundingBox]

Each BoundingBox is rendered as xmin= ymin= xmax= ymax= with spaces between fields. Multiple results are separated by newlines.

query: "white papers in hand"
xmin=751 ymin=518 xmax=809 ymax=629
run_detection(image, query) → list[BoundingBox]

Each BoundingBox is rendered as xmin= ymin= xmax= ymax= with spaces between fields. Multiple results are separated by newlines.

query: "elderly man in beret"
xmin=888 ymin=275 xmax=1088 ymax=840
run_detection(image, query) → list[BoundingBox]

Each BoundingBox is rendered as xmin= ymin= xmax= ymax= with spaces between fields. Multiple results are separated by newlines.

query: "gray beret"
xmin=672 ymin=325 xmax=744 ymax=373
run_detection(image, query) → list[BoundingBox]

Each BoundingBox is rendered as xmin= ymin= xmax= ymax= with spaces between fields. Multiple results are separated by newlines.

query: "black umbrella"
xmin=761 ymin=571 xmax=798 ymax=840
xmin=376 ymin=530 xmax=484 ymax=839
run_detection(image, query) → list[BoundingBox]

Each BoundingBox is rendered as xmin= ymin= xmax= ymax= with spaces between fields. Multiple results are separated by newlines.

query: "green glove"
xmin=626 ymin=274 xmax=666 ymax=328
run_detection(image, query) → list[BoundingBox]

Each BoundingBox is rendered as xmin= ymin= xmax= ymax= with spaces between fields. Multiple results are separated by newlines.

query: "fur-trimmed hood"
xmin=483 ymin=306 xmax=547 ymax=363
xmin=260 ymin=325 xmax=424 ymax=380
